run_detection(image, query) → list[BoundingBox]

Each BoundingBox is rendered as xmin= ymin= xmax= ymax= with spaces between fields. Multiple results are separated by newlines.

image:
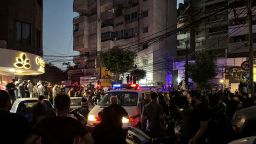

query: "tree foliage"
xmin=101 ymin=47 xmax=136 ymax=80
xmin=188 ymin=51 xmax=217 ymax=89
xmin=131 ymin=69 xmax=146 ymax=82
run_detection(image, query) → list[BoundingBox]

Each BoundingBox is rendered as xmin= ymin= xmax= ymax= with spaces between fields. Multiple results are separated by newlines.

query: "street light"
xmin=220 ymin=79 xmax=224 ymax=90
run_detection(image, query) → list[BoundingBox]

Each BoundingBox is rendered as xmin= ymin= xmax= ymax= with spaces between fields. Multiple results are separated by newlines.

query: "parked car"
xmin=232 ymin=106 xmax=256 ymax=136
xmin=228 ymin=136 xmax=256 ymax=144
xmin=10 ymin=98 xmax=53 ymax=122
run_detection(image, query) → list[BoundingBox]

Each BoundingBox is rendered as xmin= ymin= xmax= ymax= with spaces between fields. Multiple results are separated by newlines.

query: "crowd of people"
xmin=1 ymin=78 xmax=256 ymax=144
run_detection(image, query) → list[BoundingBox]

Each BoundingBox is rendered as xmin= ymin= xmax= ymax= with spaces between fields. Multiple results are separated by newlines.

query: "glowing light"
xmin=88 ymin=115 xmax=96 ymax=122
xmin=13 ymin=53 xmax=31 ymax=69
xmin=131 ymin=84 xmax=137 ymax=87
xmin=35 ymin=57 xmax=45 ymax=73
xmin=219 ymin=79 xmax=224 ymax=83
xmin=8 ymin=68 xmax=15 ymax=72
xmin=177 ymin=77 xmax=181 ymax=83
xmin=113 ymin=84 xmax=121 ymax=88
xmin=16 ymin=70 xmax=23 ymax=73
xmin=122 ymin=117 xmax=129 ymax=124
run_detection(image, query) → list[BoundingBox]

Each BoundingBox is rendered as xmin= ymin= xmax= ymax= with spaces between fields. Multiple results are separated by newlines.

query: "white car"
xmin=228 ymin=136 xmax=256 ymax=144
xmin=87 ymin=89 xmax=151 ymax=128
xmin=10 ymin=98 xmax=53 ymax=121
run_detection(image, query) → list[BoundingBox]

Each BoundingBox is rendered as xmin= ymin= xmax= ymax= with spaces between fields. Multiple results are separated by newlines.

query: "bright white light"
xmin=122 ymin=117 xmax=129 ymax=124
xmin=88 ymin=115 xmax=96 ymax=122
xmin=8 ymin=68 xmax=15 ymax=72
xmin=177 ymin=77 xmax=181 ymax=83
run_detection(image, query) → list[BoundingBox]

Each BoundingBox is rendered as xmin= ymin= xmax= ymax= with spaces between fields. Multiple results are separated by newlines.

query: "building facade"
xmin=176 ymin=0 xmax=256 ymax=89
xmin=70 ymin=0 xmax=177 ymax=86
xmin=0 ymin=0 xmax=44 ymax=87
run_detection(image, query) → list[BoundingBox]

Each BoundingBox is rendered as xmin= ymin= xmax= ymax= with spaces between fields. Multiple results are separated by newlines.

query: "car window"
xmin=70 ymin=98 xmax=82 ymax=106
xmin=99 ymin=92 xmax=138 ymax=106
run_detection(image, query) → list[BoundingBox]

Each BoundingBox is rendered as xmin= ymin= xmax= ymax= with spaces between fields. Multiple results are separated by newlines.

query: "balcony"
xmin=73 ymin=0 xmax=88 ymax=13
xmin=228 ymin=41 xmax=248 ymax=54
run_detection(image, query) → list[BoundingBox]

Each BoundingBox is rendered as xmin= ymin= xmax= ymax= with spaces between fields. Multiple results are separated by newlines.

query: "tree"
xmin=101 ymin=47 xmax=136 ymax=80
xmin=131 ymin=69 xmax=146 ymax=84
xmin=188 ymin=51 xmax=217 ymax=89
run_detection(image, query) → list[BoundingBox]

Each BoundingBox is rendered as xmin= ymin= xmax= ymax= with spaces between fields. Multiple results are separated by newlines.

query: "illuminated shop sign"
xmin=0 ymin=48 xmax=45 ymax=75
xmin=35 ymin=56 xmax=45 ymax=73
xmin=14 ymin=53 xmax=31 ymax=69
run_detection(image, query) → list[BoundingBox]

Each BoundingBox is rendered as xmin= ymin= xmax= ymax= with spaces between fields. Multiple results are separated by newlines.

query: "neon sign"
xmin=35 ymin=56 xmax=45 ymax=73
xmin=13 ymin=53 xmax=31 ymax=69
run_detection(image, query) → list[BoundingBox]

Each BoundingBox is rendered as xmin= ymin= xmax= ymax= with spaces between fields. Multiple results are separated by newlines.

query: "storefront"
xmin=0 ymin=48 xmax=45 ymax=89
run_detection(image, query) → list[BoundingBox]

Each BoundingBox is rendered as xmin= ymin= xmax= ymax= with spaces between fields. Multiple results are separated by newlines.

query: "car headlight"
xmin=88 ymin=115 xmax=96 ymax=122
xmin=122 ymin=117 xmax=129 ymax=124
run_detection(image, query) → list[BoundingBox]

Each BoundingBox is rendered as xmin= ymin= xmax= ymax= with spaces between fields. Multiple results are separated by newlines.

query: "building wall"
xmin=72 ymin=0 xmax=177 ymax=84
xmin=0 ymin=0 xmax=43 ymax=56
xmin=177 ymin=0 xmax=228 ymax=58
xmin=228 ymin=0 xmax=256 ymax=57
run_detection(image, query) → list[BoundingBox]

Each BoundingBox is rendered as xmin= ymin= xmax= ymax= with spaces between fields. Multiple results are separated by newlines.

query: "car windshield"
xmin=99 ymin=92 xmax=138 ymax=106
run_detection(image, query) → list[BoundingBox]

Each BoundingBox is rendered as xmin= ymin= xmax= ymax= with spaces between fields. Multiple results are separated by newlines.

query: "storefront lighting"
xmin=35 ymin=57 xmax=45 ymax=73
xmin=8 ymin=68 xmax=15 ymax=72
xmin=16 ymin=70 xmax=23 ymax=73
xmin=14 ymin=53 xmax=31 ymax=69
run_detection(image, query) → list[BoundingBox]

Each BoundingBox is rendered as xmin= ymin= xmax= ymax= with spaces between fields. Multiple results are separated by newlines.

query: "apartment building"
xmin=69 ymin=0 xmax=177 ymax=85
xmin=175 ymin=0 xmax=256 ymax=88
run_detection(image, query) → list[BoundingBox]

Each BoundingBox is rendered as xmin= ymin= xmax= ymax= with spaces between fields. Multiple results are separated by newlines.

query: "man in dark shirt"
xmin=180 ymin=90 xmax=209 ymax=144
xmin=142 ymin=92 xmax=163 ymax=136
xmin=5 ymin=79 xmax=16 ymax=104
xmin=92 ymin=96 xmax=128 ymax=144
xmin=0 ymin=90 xmax=30 ymax=144
xmin=26 ymin=94 xmax=94 ymax=144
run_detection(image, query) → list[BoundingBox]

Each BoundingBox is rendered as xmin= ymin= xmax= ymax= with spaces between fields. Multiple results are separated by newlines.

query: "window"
xmin=142 ymin=11 xmax=148 ymax=17
xmin=37 ymin=0 xmax=43 ymax=7
xmin=99 ymin=92 xmax=138 ymax=106
xmin=73 ymin=24 xmax=79 ymax=32
xmin=143 ymin=27 xmax=148 ymax=33
xmin=36 ymin=29 xmax=42 ymax=50
xmin=16 ymin=21 xmax=31 ymax=44
xmin=125 ymin=12 xmax=138 ymax=23
xmin=101 ymin=31 xmax=115 ymax=41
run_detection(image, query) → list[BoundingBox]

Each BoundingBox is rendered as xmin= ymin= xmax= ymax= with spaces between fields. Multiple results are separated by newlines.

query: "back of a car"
xmin=10 ymin=98 xmax=53 ymax=122
xmin=87 ymin=90 xmax=142 ymax=129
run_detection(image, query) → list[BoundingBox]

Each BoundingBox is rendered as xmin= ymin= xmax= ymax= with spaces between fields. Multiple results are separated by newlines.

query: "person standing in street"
xmin=142 ymin=92 xmax=164 ymax=137
xmin=0 ymin=90 xmax=31 ymax=144
xmin=179 ymin=90 xmax=209 ymax=144
xmin=26 ymin=94 xmax=94 ymax=144
xmin=92 ymin=96 xmax=128 ymax=144
xmin=37 ymin=81 xmax=45 ymax=97
xmin=5 ymin=79 xmax=16 ymax=104
xmin=27 ymin=80 xmax=34 ymax=98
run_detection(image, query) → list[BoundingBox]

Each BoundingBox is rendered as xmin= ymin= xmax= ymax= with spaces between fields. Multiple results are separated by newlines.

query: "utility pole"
xmin=185 ymin=40 xmax=189 ymax=89
xmin=248 ymin=0 xmax=254 ymax=99
xmin=96 ymin=0 xmax=101 ymax=53
xmin=96 ymin=0 xmax=101 ymax=79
